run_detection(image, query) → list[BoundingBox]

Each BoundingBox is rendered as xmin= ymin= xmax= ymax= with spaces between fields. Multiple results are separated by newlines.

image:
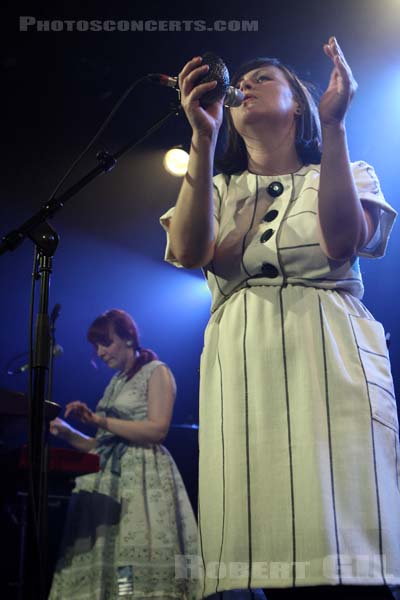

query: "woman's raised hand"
xmin=319 ymin=36 xmax=358 ymax=127
xmin=178 ymin=56 xmax=224 ymax=140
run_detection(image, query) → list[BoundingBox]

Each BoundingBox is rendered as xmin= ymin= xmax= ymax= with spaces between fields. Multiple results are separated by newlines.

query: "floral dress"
xmin=49 ymin=360 xmax=198 ymax=600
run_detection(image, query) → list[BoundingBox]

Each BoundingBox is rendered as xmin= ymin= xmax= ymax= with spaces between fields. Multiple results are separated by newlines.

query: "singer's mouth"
xmin=243 ymin=94 xmax=256 ymax=102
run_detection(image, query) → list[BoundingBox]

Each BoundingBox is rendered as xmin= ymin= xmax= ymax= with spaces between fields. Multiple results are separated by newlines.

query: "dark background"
xmin=1 ymin=0 xmax=399 ymax=440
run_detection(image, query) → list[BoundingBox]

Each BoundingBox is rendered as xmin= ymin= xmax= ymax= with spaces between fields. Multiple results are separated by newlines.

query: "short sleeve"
xmin=159 ymin=174 xmax=227 ymax=267
xmin=159 ymin=206 xmax=182 ymax=267
xmin=212 ymin=173 xmax=229 ymax=226
xmin=353 ymin=161 xmax=397 ymax=258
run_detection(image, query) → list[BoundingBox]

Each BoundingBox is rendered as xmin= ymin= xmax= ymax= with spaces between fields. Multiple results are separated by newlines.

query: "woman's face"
xmin=96 ymin=329 xmax=133 ymax=372
xmin=230 ymin=65 xmax=299 ymax=129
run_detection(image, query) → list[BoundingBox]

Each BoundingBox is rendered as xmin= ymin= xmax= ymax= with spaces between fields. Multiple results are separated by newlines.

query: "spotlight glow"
xmin=163 ymin=148 xmax=189 ymax=176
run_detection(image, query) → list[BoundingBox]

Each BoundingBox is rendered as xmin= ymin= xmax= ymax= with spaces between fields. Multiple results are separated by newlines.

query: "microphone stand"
xmin=25 ymin=223 xmax=59 ymax=600
xmin=0 ymin=101 xmax=181 ymax=600
xmin=0 ymin=104 xmax=181 ymax=256
xmin=47 ymin=304 xmax=61 ymax=406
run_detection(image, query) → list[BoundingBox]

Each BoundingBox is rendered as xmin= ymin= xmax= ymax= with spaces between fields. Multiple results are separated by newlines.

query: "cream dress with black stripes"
xmin=160 ymin=162 xmax=400 ymax=596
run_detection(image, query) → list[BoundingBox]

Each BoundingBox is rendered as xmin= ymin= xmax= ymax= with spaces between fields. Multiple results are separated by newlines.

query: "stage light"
xmin=163 ymin=147 xmax=189 ymax=176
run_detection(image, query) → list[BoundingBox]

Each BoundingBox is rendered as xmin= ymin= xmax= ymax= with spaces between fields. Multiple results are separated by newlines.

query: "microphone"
xmin=147 ymin=52 xmax=244 ymax=108
xmin=8 ymin=344 xmax=64 ymax=375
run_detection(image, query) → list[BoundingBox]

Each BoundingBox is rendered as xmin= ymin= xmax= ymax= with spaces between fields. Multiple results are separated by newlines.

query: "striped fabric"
xmin=160 ymin=162 xmax=400 ymax=596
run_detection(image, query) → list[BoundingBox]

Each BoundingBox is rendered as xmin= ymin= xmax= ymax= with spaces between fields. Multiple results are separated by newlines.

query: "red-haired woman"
xmin=48 ymin=309 xmax=197 ymax=600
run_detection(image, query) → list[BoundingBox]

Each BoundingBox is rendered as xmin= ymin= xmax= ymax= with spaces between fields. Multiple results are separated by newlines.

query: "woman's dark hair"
xmin=216 ymin=57 xmax=322 ymax=174
xmin=87 ymin=309 xmax=158 ymax=380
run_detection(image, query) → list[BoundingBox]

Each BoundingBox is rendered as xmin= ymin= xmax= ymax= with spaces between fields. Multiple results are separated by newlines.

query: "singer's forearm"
xmin=169 ymin=133 xmax=216 ymax=268
xmin=318 ymin=124 xmax=369 ymax=259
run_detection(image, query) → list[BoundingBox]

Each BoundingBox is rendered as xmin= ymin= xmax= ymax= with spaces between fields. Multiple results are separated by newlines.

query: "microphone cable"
xmin=45 ymin=75 xmax=149 ymax=205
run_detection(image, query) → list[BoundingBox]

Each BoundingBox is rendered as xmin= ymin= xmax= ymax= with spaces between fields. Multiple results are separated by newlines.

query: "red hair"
xmin=87 ymin=309 xmax=158 ymax=380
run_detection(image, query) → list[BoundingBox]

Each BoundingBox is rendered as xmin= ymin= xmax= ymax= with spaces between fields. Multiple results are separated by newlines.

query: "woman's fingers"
xmin=49 ymin=417 xmax=66 ymax=434
xmin=320 ymin=36 xmax=358 ymax=125
xmin=49 ymin=421 xmax=58 ymax=434
xmin=65 ymin=401 xmax=89 ymax=419
xmin=175 ymin=55 xmax=224 ymax=137
xmin=325 ymin=37 xmax=354 ymax=79
xmin=188 ymin=80 xmax=218 ymax=102
xmin=178 ymin=57 xmax=221 ymax=104
xmin=324 ymin=36 xmax=357 ymax=93
xmin=64 ymin=403 xmax=75 ymax=418
xmin=178 ymin=56 xmax=204 ymax=89
xmin=181 ymin=67 xmax=216 ymax=103
xmin=181 ymin=63 xmax=209 ymax=88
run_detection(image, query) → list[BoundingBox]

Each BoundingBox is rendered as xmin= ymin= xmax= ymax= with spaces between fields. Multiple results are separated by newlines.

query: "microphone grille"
xmin=198 ymin=52 xmax=230 ymax=106
xmin=224 ymin=87 xmax=245 ymax=108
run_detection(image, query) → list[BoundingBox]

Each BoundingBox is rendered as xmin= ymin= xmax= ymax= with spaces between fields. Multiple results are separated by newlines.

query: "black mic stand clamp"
xmin=96 ymin=150 xmax=116 ymax=173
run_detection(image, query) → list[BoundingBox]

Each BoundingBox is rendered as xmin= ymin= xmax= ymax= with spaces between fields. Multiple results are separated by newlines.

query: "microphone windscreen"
xmin=197 ymin=52 xmax=230 ymax=106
